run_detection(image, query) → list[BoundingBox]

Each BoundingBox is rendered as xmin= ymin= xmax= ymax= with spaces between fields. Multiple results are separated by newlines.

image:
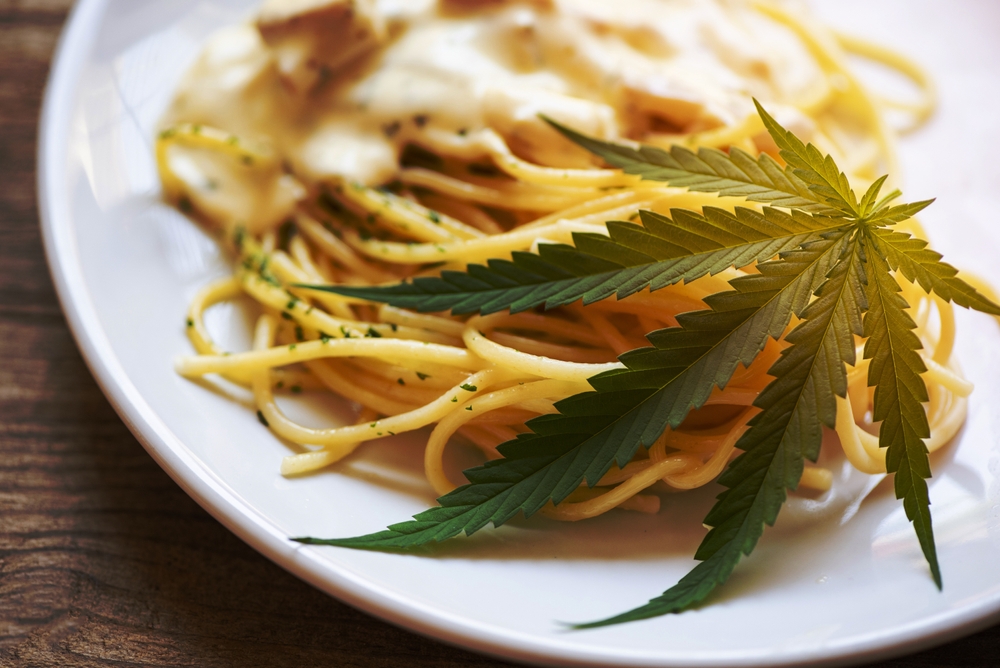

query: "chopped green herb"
xmin=382 ymin=120 xmax=401 ymax=137
xmin=256 ymin=410 xmax=269 ymax=427
xmin=460 ymin=384 xmax=478 ymax=392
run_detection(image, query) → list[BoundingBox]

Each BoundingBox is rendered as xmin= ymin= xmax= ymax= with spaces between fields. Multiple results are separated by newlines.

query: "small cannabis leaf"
xmin=295 ymin=101 xmax=1000 ymax=627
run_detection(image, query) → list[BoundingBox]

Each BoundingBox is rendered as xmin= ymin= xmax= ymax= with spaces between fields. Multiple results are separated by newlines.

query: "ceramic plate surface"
xmin=38 ymin=1 xmax=1000 ymax=666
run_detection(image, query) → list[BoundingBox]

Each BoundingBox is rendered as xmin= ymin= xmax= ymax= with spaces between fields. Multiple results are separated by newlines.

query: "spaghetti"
xmin=163 ymin=0 xmax=969 ymax=522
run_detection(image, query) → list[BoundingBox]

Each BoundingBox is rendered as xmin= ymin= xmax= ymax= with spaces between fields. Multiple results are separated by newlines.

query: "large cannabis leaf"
xmin=295 ymin=102 xmax=1000 ymax=626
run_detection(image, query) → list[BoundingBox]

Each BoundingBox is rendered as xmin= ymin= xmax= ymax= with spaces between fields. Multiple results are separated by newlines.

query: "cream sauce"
xmin=163 ymin=0 xmax=824 ymax=232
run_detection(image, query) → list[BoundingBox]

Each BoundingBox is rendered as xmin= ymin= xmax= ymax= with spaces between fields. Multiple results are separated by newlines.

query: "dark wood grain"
xmin=1 ymin=1 xmax=999 ymax=666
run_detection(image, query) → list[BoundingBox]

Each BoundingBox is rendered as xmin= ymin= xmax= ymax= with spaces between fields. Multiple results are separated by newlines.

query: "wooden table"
xmin=2 ymin=2 xmax=999 ymax=665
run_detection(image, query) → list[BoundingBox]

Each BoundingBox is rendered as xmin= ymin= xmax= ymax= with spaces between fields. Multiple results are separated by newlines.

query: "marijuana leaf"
xmin=295 ymin=102 xmax=1000 ymax=628
xmin=296 ymin=230 xmax=852 ymax=550
xmin=312 ymin=207 xmax=847 ymax=315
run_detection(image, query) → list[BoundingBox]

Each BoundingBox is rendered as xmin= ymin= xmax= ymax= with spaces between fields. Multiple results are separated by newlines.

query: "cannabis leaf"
xmin=295 ymin=101 xmax=1000 ymax=627
xmin=312 ymin=207 xmax=847 ymax=316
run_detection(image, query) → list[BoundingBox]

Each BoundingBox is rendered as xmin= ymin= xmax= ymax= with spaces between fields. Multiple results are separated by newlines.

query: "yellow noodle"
xmin=542 ymin=456 xmax=696 ymax=521
xmin=424 ymin=378 xmax=587 ymax=494
xmin=175 ymin=336 xmax=486 ymax=377
xmin=464 ymin=314 xmax=623 ymax=382
xmin=336 ymin=182 xmax=483 ymax=242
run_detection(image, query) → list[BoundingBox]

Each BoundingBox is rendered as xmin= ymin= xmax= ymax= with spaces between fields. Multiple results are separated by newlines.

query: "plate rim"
xmin=35 ymin=1 xmax=1000 ymax=666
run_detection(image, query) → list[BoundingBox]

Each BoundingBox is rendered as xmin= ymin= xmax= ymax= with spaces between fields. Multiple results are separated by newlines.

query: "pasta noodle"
xmin=161 ymin=0 xmax=968 ymax=523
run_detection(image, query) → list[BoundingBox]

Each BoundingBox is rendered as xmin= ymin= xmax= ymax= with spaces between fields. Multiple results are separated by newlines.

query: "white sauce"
xmin=163 ymin=0 xmax=823 ymax=231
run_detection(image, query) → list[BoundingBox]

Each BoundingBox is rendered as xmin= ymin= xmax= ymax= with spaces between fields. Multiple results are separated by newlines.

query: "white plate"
xmin=38 ymin=1 xmax=1000 ymax=666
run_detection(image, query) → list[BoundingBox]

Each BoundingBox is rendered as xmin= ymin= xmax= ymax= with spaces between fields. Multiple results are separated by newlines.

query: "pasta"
xmin=162 ymin=0 xmax=969 ymax=522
